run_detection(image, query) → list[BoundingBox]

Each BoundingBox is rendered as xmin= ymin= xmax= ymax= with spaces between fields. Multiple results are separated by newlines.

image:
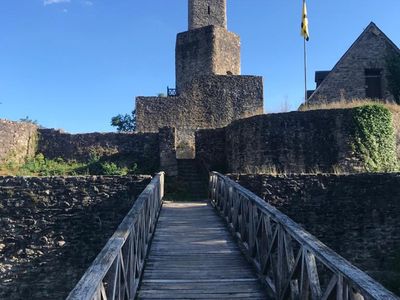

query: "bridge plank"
xmin=137 ymin=201 xmax=268 ymax=299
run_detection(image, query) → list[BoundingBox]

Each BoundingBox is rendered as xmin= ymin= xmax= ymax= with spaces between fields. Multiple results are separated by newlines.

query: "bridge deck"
xmin=137 ymin=201 xmax=268 ymax=299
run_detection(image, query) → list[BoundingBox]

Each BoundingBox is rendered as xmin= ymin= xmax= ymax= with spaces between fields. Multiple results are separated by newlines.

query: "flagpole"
xmin=304 ymin=37 xmax=308 ymax=104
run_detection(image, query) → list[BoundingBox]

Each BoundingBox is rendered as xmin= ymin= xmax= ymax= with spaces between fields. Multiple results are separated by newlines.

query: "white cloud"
xmin=43 ymin=0 xmax=71 ymax=6
xmin=82 ymin=1 xmax=93 ymax=6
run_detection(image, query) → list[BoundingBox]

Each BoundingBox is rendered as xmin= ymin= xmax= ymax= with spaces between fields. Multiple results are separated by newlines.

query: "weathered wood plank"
xmin=137 ymin=201 xmax=268 ymax=299
xmin=209 ymin=172 xmax=400 ymax=300
xmin=140 ymin=282 xmax=263 ymax=291
xmin=137 ymin=291 xmax=267 ymax=298
xmin=67 ymin=173 xmax=165 ymax=300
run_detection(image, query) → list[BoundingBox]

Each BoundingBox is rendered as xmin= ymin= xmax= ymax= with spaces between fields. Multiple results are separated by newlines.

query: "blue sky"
xmin=0 ymin=1 xmax=399 ymax=133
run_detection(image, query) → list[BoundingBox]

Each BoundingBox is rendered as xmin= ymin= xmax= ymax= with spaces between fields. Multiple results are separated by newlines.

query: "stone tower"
xmin=176 ymin=0 xmax=241 ymax=91
xmin=189 ymin=0 xmax=227 ymax=30
xmin=136 ymin=0 xmax=264 ymax=160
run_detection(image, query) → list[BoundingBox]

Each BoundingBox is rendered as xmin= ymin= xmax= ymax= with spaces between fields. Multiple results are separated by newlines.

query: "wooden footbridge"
xmin=67 ymin=172 xmax=399 ymax=300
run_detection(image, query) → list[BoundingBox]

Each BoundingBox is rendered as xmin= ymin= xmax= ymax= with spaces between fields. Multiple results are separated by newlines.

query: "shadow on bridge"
xmin=67 ymin=172 xmax=399 ymax=300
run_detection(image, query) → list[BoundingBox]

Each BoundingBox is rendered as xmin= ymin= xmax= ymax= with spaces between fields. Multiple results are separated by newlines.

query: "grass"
xmin=240 ymin=165 xmax=346 ymax=176
xmin=243 ymin=162 xmax=351 ymax=175
xmin=244 ymin=165 xmax=281 ymax=176
xmin=298 ymin=99 xmax=400 ymax=139
xmin=0 ymin=153 xmax=137 ymax=176
xmin=299 ymin=98 xmax=400 ymax=113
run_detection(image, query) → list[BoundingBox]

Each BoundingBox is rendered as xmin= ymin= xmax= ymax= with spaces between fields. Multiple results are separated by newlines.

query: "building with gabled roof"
xmin=308 ymin=22 xmax=400 ymax=104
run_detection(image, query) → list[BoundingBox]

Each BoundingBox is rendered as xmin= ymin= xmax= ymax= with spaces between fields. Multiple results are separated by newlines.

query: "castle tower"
xmin=189 ymin=0 xmax=227 ymax=30
xmin=136 ymin=0 xmax=264 ymax=159
xmin=175 ymin=0 xmax=241 ymax=91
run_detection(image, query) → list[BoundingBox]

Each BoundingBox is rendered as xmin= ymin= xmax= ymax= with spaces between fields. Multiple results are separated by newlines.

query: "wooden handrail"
xmin=209 ymin=172 xmax=399 ymax=300
xmin=67 ymin=172 xmax=165 ymax=300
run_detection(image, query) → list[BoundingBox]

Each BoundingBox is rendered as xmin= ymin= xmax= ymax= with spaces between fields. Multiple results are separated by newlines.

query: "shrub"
xmin=352 ymin=104 xmax=398 ymax=172
xmin=100 ymin=162 xmax=129 ymax=176
xmin=1 ymin=153 xmax=139 ymax=176
xmin=17 ymin=154 xmax=86 ymax=176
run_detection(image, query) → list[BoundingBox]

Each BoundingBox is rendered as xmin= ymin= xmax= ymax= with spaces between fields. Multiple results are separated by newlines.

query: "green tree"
xmin=111 ymin=110 xmax=136 ymax=132
xmin=386 ymin=54 xmax=400 ymax=104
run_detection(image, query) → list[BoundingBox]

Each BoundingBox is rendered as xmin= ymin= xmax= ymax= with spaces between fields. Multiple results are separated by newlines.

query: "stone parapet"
xmin=0 ymin=175 xmax=151 ymax=300
xmin=37 ymin=129 xmax=160 ymax=173
xmin=196 ymin=109 xmax=368 ymax=174
xmin=136 ymin=75 xmax=263 ymax=157
xmin=0 ymin=119 xmax=38 ymax=166
xmin=229 ymin=173 xmax=400 ymax=295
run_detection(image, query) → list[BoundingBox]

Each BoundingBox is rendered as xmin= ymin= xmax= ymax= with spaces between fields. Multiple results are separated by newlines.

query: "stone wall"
xmin=231 ymin=174 xmax=400 ymax=294
xmin=309 ymin=23 xmax=399 ymax=103
xmin=196 ymin=127 xmax=227 ymax=172
xmin=37 ymin=129 xmax=160 ymax=173
xmin=137 ymin=75 xmax=263 ymax=132
xmin=176 ymin=26 xmax=240 ymax=90
xmin=226 ymin=110 xmax=363 ymax=173
xmin=158 ymin=127 xmax=178 ymax=176
xmin=196 ymin=109 xmax=368 ymax=174
xmin=229 ymin=173 xmax=400 ymax=295
xmin=136 ymin=75 xmax=263 ymax=158
xmin=0 ymin=120 xmax=38 ymax=166
xmin=0 ymin=175 xmax=151 ymax=300
xmin=189 ymin=0 xmax=227 ymax=30
xmin=213 ymin=27 xmax=241 ymax=77
xmin=138 ymin=0 xmax=262 ymax=154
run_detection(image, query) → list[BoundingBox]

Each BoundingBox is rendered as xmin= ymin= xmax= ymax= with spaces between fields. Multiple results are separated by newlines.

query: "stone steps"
xmin=177 ymin=159 xmax=207 ymax=198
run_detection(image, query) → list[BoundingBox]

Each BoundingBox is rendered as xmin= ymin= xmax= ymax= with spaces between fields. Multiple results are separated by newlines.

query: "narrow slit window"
xmin=208 ymin=5 xmax=211 ymax=15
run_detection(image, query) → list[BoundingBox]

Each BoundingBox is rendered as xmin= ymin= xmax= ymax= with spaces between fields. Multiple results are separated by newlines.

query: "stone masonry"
xmin=137 ymin=75 xmax=263 ymax=157
xmin=0 ymin=175 xmax=150 ymax=300
xmin=136 ymin=0 xmax=264 ymax=157
xmin=308 ymin=23 xmax=400 ymax=103
xmin=196 ymin=109 xmax=367 ymax=174
xmin=176 ymin=25 xmax=240 ymax=91
xmin=189 ymin=0 xmax=227 ymax=30
xmin=230 ymin=173 xmax=400 ymax=295
xmin=0 ymin=125 xmax=179 ymax=175
xmin=0 ymin=120 xmax=38 ymax=166
xmin=37 ymin=129 xmax=160 ymax=173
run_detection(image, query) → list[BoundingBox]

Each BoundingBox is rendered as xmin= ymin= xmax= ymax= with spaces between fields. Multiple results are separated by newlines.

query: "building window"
xmin=208 ymin=5 xmax=211 ymax=15
xmin=365 ymin=68 xmax=383 ymax=99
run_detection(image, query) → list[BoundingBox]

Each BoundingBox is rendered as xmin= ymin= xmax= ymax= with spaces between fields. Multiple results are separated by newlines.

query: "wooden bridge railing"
xmin=67 ymin=172 xmax=164 ymax=300
xmin=209 ymin=172 xmax=399 ymax=300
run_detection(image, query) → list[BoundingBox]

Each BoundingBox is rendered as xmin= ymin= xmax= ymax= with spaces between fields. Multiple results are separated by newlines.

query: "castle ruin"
xmin=136 ymin=0 xmax=263 ymax=158
xmin=1 ymin=3 xmax=400 ymax=298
